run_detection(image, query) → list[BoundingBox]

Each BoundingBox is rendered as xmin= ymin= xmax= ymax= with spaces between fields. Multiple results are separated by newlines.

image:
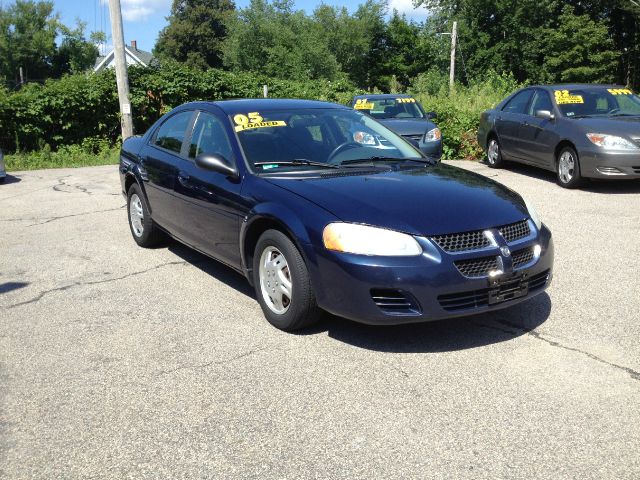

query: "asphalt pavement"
xmin=1 ymin=161 xmax=639 ymax=479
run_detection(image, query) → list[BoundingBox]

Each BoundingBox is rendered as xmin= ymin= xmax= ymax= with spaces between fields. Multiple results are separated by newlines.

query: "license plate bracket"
xmin=488 ymin=272 xmax=529 ymax=305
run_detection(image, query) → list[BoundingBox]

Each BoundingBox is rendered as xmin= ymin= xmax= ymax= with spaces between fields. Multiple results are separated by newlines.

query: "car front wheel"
xmin=556 ymin=146 xmax=582 ymax=188
xmin=487 ymin=137 xmax=503 ymax=168
xmin=253 ymin=230 xmax=322 ymax=331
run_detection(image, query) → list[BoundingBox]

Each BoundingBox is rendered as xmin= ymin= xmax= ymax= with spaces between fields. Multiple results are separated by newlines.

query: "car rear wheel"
xmin=487 ymin=137 xmax=503 ymax=168
xmin=253 ymin=230 xmax=322 ymax=331
xmin=127 ymin=183 xmax=164 ymax=247
xmin=556 ymin=146 xmax=582 ymax=189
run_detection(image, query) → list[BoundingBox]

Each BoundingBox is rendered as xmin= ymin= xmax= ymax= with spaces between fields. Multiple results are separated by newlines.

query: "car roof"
xmin=352 ymin=93 xmax=414 ymax=99
xmin=178 ymin=98 xmax=348 ymax=115
xmin=533 ymin=84 xmax=629 ymax=91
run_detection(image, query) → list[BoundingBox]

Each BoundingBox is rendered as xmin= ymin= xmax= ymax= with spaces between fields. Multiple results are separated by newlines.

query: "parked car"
xmin=119 ymin=99 xmax=553 ymax=331
xmin=350 ymin=94 xmax=442 ymax=160
xmin=0 ymin=148 xmax=6 ymax=183
xmin=478 ymin=84 xmax=640 ymax=188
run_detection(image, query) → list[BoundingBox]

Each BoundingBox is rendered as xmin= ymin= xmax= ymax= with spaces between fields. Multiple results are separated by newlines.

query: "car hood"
xmin=570 ymin=116 xmax=640 ymax=136
xmin=378 ymin=118 xmax=437 ymax=136
xmin=265 ymin=164 xmax=528 ymax=236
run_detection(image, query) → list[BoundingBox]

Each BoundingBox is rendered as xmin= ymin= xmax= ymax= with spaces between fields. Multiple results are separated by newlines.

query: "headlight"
xmin=523 ymin=198 xmax=542 ymax=230
xmin=424 ymin=127 xmax=441 ymax=142
xmin=323 ymin=223 xmax=422 ymax=256
xmin=586 ymin=133 xmax=638 ymax=150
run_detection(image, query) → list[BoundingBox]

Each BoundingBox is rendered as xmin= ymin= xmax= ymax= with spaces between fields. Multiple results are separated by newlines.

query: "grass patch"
xmin=5 ymin=138 xmax=120 ymax=171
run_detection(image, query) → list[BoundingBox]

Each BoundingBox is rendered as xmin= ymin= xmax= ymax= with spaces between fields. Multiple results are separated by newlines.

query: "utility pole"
xmin=449 ymin=21 xmax=457 ymax=93
xmin=108 ymin=0 xmax=134 ymax=139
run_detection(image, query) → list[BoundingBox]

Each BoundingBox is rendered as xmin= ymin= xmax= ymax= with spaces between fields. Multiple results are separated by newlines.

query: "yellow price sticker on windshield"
xmin=354 ymin=99 xmax=374 ymax=110
xmin=608 ymin=88 xmax=633 ymax=95
xmin=396 ymin=98 xmax=416 ymax=103
xmin=554 ymin=90 xmax=584 ymax=105
xmin=233 ymin=112 xmax=286 ymax=132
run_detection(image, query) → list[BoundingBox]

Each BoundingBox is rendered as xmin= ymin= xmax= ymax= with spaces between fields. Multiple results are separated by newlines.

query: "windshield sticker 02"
xmin=354 ymin=99 xmax=374 ymax=110
xmin=234 ymin=112 xmax=286 ymax=132
xmin=554 ymin=90 xmax=584 ymax=105
xmin=608 ymin=88 xmax=633 ymax=96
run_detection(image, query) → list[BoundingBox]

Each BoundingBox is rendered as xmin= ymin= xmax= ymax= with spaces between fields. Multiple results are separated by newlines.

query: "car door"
xmin=138 ymin=110 xmax=196 ymax=234
xmin=516 ymin=89 xmax=560 ymax=167
xmin=172 ymin=110 xmax=246 ymax=269
xmin=495 ymin=89 xmax=534 ymax=160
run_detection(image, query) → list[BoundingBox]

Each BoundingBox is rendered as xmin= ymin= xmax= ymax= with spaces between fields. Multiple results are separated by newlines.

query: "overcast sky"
xmin=49 ymin=0 xmax=428 ymax=54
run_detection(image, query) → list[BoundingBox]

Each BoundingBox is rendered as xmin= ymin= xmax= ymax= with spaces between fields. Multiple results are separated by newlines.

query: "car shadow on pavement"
xmin=486 ymin=160 xmax=640 ymax=194
xmin=0 ymin=174 xmax=22 ymax=185
xmin=168 ymin=242 xmax=255 ymax=298
xmin=0 ymin=281 xmax=29 ymax=294
xmin=308 ymin=293 xmax=552 ymax=353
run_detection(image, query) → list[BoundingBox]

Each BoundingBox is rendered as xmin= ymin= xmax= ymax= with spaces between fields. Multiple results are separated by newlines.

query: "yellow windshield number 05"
xmin=234 ymin=112 xmax=263 ymax=126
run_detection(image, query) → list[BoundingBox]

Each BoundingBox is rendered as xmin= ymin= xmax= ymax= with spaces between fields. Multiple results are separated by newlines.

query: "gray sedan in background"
xmin=478 ymin=84 xmax=640 ymax=188
xmin=0 ymin=148 xmax=6 ymax=183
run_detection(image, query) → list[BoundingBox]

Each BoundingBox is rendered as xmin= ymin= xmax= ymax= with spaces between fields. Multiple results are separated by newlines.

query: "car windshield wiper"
xmin=609 ymin=113 xmax=640 ymax=117
xmin=254 ymin=159 xmax=340 ymax=169
xmin=340 ymin=156 xmax=435 ymax=166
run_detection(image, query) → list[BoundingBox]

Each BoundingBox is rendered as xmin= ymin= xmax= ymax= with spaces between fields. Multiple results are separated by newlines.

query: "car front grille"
xmin=437 ymin=269 xmax=551 ymax=312
xmin=431 ymin=219 xmax=530 ymax=253
xmin=498 ymin=220 xmax=531 ymax=243
xmin=512 ymin=246 xmax=535 ymax=269
xmin=454 ymin=255 xmax=500 ymax=278
xmin=402 ymin=134 xmax=423 ymax=142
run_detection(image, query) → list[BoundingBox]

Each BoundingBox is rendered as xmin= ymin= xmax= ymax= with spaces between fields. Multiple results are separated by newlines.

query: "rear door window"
xmin=153 ymin=111 xmax=193 ymax=154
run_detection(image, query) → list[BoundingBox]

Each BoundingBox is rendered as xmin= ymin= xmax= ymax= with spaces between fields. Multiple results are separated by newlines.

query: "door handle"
xmin=521 ymin=121 xmax=529 ymax=126
xmin=177 ymin=173 xmax=191 ymax=187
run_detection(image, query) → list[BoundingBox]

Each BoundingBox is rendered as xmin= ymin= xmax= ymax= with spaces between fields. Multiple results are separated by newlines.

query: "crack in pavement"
xmin=156 ymin=344 xmax=277 ymax=376
xmin=52 ymin=176 xmax=92 ymax=196
xmin=5 ymin=260 xmax=191 ymax=309
xmin=469 ymin=318 xmax=640 ymax=381
xmin=26 ymin=205 xmax=124 ymax=226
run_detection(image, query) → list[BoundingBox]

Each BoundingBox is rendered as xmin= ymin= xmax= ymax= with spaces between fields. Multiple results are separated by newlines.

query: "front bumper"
xmin=419 ymin=139 xmax=443 ymax=160
xmin=305 ymin=225 xmax=553 ymax=325
xmin=579 ymin=148 xmax=640 ymax=179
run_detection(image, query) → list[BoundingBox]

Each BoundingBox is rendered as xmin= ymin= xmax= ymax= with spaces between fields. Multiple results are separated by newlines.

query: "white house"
xmin=93 ymin=40 xmax=155 ymax=72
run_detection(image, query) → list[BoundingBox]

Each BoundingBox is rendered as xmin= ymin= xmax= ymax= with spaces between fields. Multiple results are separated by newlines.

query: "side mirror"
xmin=426 ymin=111 xmax=438 ymax=120
xmin=195 ymin=153 xmax=238 ymax=178
xmin=535 ymin=110 xmax=555 ymax=121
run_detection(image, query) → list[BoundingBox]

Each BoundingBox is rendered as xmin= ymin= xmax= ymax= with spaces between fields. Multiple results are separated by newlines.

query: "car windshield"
xmin=232 ymin=108 xmax=422 ymax=172
xmin=553 ymin=88 xmax=640 ymax=118
xmin=354 ymin=97 xmax=425 ymax=119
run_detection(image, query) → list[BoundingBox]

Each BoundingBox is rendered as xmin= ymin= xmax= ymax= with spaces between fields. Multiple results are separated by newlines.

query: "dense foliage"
xmin=0 ymin=62 xmax=363 ymax=153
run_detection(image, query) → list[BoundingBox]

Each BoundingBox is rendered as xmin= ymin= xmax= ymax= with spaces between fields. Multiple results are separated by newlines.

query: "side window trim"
xmin=148 ymin=110 xmax=197 ymax=158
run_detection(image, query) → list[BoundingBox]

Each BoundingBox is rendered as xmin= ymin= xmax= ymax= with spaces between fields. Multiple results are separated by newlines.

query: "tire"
xmin=127 ymin=183 xmax=164 ymax=247
xmin=253 ymin=229 xmax=322 ymax=331
xmin=486 ymin=136 xmax=504 ymax=168
xmin=556 ymin=146 xmax=582 ymax=189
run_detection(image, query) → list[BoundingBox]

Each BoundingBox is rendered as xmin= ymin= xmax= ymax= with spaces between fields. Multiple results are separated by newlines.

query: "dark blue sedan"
xmin=350 ymin=94 xmax=443 ymax=160
xmin=119 ymin=99 xmax=553 ymax=331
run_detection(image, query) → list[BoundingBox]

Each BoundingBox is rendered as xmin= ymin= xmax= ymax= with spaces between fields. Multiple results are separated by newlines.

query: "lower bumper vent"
xmin=371 ymin=289 xmax=421 ymax=315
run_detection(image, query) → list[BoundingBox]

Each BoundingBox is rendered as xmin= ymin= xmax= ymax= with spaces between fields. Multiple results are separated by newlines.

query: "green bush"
xmin=410 ymin=71 xmax=521 ymax=160
xmin=0 ymin=62 xmax=363 ymax=154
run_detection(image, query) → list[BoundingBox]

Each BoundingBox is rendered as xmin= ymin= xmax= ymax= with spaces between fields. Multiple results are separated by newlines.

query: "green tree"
xmin=51 ymin=21 xmax=99 ymax=76
xmin=0 ymin=0 xmax=59 ymax=85
xmin=539 ymin=5 xmax=619 ymax=83
xmin=155 ymin=0 xmax=236 ymax=69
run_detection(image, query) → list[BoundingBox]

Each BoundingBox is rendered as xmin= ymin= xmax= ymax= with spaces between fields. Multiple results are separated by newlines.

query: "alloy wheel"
xmin=129 ymin=193 xmax=144 ymax=237
xmin=558 ymin=151 xmax=575 ymax=184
